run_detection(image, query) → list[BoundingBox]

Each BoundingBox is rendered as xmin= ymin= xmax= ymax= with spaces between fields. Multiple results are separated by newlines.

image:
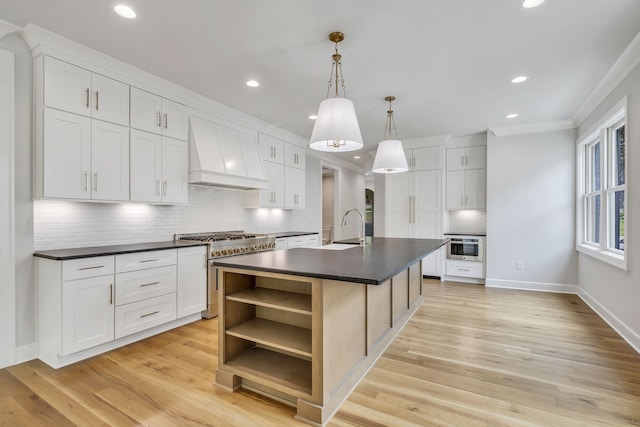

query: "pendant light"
xmin=372 ymin=96 xmax=409 ymax=173
xmin=309 ymin=32 xmax=364 ymax=152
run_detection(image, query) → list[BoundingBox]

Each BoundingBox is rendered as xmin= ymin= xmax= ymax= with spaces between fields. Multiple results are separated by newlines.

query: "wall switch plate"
xmin=516 ymin=260 xmax=524 ymax=270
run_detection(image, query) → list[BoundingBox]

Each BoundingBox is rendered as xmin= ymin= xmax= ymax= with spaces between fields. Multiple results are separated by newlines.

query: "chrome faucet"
xmin=341 ymin=208 xmax=366 ymax=247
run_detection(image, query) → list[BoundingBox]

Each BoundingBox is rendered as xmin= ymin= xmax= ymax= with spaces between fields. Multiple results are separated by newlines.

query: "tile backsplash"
xmin=446 ymin=210 xmax=487 ymax=234
xmin=34 ymin=187 xmax=291 ymax=250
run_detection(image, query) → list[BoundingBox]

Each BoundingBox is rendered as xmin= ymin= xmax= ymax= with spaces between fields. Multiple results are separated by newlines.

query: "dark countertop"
xmin=268 ymin=231 xmax=319 ymax=238
xmin=213 ymin=237 xmax=448 ymax=285
xmin=33 ymin=240 xmax=208 ymax=260
xmin=443 ymin=232 xmax=486 ymax=236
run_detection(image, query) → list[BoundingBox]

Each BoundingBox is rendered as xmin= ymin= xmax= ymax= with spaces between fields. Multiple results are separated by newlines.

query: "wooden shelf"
xmin=226 ymin=347 xmax=311 ymax=395
xmin=226 ymin=318 xmax=311 ymax=357
xmin=226 ymin=288 xmax=311 ymax=315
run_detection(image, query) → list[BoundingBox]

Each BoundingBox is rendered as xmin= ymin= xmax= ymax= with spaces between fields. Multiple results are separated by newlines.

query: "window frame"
xmin=576 ymin=97 xmax=628 ymax=270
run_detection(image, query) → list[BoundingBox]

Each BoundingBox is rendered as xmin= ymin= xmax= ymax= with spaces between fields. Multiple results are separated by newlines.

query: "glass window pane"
xmin=615 ymin=125 xmax=625 ymax=185
xmin=586 ymin=194 xmax=600 ymax=244
xmin=609 ymin=190 xmax=625 ymax=251
xmin=589 ymin=141 xmax=601 ymax=191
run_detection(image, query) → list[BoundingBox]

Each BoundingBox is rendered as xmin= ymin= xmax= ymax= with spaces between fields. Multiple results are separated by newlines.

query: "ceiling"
xmin=2 ymin=0 xmax=640 ymax=170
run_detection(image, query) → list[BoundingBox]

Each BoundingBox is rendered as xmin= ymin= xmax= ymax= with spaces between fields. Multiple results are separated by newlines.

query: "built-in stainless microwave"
xmin=445 ymin=234 xmax=484 ymax=262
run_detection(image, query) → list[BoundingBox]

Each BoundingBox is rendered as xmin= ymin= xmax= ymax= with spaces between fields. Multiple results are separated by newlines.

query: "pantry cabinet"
xmin=130 ymin=87 xmax=189 ymax=141
xmin=130 ymin=129 xmax=188 ymax=204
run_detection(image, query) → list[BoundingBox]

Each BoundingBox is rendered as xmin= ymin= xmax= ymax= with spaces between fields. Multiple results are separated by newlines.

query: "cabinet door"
xmin=259 ymin=161 xmax=284 ymax=207
xmin=412 ymin=147 xmax=441 ymax=171
xmin=446 ymin=170 xmax=466 ymax=210
xmin=464 ymin=169 xmax=486 ymax=209
xmin=43 ymin=108 xmax=91 ymax=199
xmin=258 ymin=133 xmax=284 ymax=163
xmin=422 ymin=248 xmax=442 ymax=277
xmin=413 ymin=170 xmax=441 ymax=238
xmin=61 ymin=276 xmax=114 ymax=355
xmin=446 ymin=147 xmax=466 ymax=171
xmin=284 ymin=143 xmax=305 ymax=169
xmin=177 ymin=246 xmax=207 ymax=318
xmin=43 ymin=56 xmax=91 ymax=117
xmin=465 ymin=146 xmax=486 ymax=170
xmin=130 ymin=129 xmax=162 ymax=203
xmin=161 ymin=98 xmax=189 ymax=141
xmin=130 ymin=87 xmax=162 ymax=135
xmin=91 ymin=74 xmax=129 ymax=126
xmin=384 ymin=173 xmax=411 ymax=237
xmin=91 ymin=120 xmax=129 ymax=201
xmin=161 ymin=137 xmax=189 ymax=204
xmin=287 ymin=235 xmax=309 ymax=248
xmin=284 ymin=167 xmax=305 ymax=209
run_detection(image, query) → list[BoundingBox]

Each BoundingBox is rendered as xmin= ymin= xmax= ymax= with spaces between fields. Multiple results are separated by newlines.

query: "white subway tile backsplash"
xmin=34 ymin=187 xmax=293 ymax=250
xmin=446 ymin=210 xmax=487 ymax=234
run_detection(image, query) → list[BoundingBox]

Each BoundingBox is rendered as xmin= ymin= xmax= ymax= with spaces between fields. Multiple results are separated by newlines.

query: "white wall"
xmin=336 ymin=167 xmax=366 ymax=241
xmin=577 ymin=61 xmax=640 ymax=351
xmin=321 ymin=173 xmax=334 ymax=235
xmin=486 ymin=129 xmax=579 ymax=292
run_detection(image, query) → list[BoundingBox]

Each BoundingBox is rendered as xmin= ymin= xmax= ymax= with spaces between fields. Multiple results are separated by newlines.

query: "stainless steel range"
xmin=175 ymin=231 xmax=276 ymax=318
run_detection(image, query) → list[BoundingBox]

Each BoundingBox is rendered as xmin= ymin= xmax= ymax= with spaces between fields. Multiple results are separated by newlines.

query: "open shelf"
xmin=226 ymin=318 xmax=312 ymax=357
xmin=226 ymin=347 xmax=312 ymax=396
xmin=226 ymin=288 xmax=312 ymax=315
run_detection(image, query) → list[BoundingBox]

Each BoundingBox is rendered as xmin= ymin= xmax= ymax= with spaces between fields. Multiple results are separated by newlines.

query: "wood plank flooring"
xmin=2 ymin=280 xmax=640 ymax=426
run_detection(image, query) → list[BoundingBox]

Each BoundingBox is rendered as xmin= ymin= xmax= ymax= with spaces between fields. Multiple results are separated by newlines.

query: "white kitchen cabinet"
xmin=285 ymin=143 xmax=305 ymax=169
xmin=275 ymin=238 xmax=287 ymax=250
xmin=130 ymin=87 xmax=188 ymax=141
xmin=284 ymin=167 xmax=305 ymax=209
xmin=445 ymin=259 xmax=484 ymax=279
xmin=130 ymin=129 xmax=188 ymax=204
xmin=446 ymin=146 xmax=486 ymax=171
xmin=446 ymin=169 xmax=486 ymax=210
xmin=307 ymin=234 xmax=319 ymax=247
xmin=177 ymin=246 xmax=207 ymax=318
xmin=43 ymin=56 xmax=129 ymax=126
xmin=259 ymin=133 xmax=285 ymax=164
xmin=286 ymin=235 xmax=309 ymax=248
xmin=405 ymin=147 xmax=441 ymax=171
xmin=246 ymin=160 xmax=285 ymax=208
xmin=41 ymin=109 xmax=129 ymax=201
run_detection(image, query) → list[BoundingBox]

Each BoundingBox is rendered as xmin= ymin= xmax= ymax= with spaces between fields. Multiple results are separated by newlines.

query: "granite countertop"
xmin=213 ymin=237 xmax=447 ymax=285
xmin=268 ymin=231 xmax=319 ymax=238
xmin=33 ymin=240 xmax=209 ymax=260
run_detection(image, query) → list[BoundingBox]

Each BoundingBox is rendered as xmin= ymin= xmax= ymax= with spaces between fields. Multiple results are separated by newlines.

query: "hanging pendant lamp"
xmin=309 ymin=32 xmax=364 ymax=152
xmin=372 ymin=96 xmax=409 ymax=173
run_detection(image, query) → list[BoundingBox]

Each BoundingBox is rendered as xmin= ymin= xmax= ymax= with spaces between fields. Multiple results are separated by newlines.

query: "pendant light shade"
xmin=309 ymin=32 xmax=363 ymax=152
xmin=309 ymin=98 xmax=363 ymax=152
xmin=372 ymin=96 xmax=409 ymax=174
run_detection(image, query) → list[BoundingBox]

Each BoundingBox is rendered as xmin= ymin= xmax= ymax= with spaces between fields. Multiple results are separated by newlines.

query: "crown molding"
xmin=0 ymin=19 xmax=20 ymax=39
xmin=572 ymin=31 xmax=640 ymax=125
xmin=488 ymin=120 xmax=575 ymax=137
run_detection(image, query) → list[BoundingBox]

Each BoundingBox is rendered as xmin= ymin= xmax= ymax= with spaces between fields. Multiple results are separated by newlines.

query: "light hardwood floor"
xmin=2 ymin=281 xmax=639 ymax=426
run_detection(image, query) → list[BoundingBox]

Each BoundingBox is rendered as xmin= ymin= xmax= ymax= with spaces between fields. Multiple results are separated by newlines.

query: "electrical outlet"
xmin=516 ymin=260 xmax=524 ymax=270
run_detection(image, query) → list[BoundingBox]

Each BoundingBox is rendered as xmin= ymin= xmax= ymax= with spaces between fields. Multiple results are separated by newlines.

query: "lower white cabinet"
xmin=36 ymin=245 xmax=207 ymax=368
xmin=275 ymin=234 xmax=320 ymax=250
xmin=445 ymin=259 xmax=485 ymax=279
xmin=287 ymin=235 xmax=309 ymax=248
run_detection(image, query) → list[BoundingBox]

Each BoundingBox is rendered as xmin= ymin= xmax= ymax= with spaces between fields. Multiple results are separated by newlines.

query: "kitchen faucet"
xmin=341 ymin=208 xmax=366 ymax=247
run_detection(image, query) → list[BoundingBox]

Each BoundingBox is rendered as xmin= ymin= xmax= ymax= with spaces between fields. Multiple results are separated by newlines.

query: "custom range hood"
xmin=188 ymin=114 xmax=269 ymax=189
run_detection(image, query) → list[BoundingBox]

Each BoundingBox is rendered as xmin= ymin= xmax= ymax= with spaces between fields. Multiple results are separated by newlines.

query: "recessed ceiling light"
xmin=246 ymin=80 xmax=259 ymax=88
xmin=511 ymin=75 xmax=529 ymax=83
xmin=506 ymin=113 xmax=519 ymax=119
xmin=354 ymin=156 xmax=361 ymax=159
xmin=522 ymin=0 xmax=545 ymax=8
xmin=308 ymin=115 xmax=317 ymax=120
xmin=113 ymin=4 xmax=136 ymax=19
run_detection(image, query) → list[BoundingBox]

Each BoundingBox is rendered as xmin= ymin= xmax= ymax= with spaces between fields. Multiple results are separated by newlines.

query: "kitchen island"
xmin=212 ymin=237 xmax=446 ymax=426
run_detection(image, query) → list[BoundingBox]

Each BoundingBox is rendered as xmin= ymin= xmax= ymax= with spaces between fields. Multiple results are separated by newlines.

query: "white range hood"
xmin=188 ymin=114 xmax=268 ymax=190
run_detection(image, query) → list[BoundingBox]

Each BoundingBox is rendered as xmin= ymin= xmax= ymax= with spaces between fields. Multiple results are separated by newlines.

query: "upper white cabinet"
xmin=130 ymin=130 xmax=188 ymax=204
xmin=405 ymin=147 xmax=441 ymax=171
xmin=130 ymin=87 xmax=189 ymax=141
xmin=245 ymin=133 xmax=306 ymax=210
xmin=43 ymin=56 xmax=129 ymax=126
xmin=445 ymin=145 xmax=486 ymax=210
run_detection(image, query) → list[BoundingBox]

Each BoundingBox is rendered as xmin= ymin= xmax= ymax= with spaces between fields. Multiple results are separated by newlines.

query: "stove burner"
xmin=175 ymin=231 xmax=275 ymax=258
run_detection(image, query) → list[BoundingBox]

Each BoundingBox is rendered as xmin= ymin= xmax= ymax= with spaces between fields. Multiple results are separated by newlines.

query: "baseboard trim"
xmin=578 ymin=288 xmax=640 ymax=354
xmin=15 ymin=342 xmax=37 ymax=365
xmin=485 ymin=278 xmax=579 ymax=294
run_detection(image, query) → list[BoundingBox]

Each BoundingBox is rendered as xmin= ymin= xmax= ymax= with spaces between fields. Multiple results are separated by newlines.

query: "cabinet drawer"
xmin=307 ymin=234 xmax=319 ymax=247
xmin=115 ymin=293 xmax=177 ymax=339
xmin=446 ymin=260 xmax=484 ymax=278
xmin=63 ymin=256 xmax=115 ymax=281
xmin=116 ymin=249 xmax=176 ymax=273
xmin=287 ymin=236 xmax=308 ymax=248
xmin=115 ymin=265 xmax=177 ymax=306
xmin=275 ymin=238 xmax=287 ymax=250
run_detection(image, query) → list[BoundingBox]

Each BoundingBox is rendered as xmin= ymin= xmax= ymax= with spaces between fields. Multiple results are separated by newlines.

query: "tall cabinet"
xmin=381 ymin=146 xmax=443 ymax=276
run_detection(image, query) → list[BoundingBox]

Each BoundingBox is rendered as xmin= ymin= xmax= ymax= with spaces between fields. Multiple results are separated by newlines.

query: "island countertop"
xmin=212 ymin=237 xmax=447 ymax=285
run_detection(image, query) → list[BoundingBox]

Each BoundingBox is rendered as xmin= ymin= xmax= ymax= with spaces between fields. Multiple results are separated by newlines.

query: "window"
xmin=577 ymin=98 xmax=627 ymax=270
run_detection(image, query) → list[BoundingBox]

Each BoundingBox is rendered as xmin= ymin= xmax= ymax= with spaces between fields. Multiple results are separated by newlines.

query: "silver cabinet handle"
xmin=273 ymin=146 xmax=276 ymax=158
xmin=140 ymin=310 xmax=159 ymax=318
xmin=78 ymin=265 xmax=105 ymax=271
xmin=94 ymin=172 xmax=98 ymax=192
xmin=139 ymin=258 xmax=159 ymax=263
xmin=163 ymin=180 xmax=167 ymax=196
xmin=157 ymin=112 xmax=162 ymax=127
xmin=156 ymin=180 xmax=161 ymax=196
xmin=109 ymin=284 xmax=113 ymax=305
xmin=95 ymin=91 xmax=99 ymax=110
xmin=465 ymin=155 xmax=469 ymax=166
xmin=140 ymin=281 xmax=160 ymax=287
xmin=164 ymin=113 xmax=168 ymax=129
xmin=460 ymin=156 xmax=464 ymax=167
xmin=86 ymin=88 xmax=90 ymax=108
xmin=83 ymin=172 xmax=89 ymax=191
